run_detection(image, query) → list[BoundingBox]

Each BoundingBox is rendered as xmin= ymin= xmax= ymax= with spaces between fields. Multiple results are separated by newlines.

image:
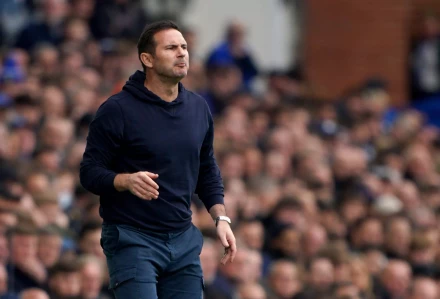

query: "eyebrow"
xmin=165 ymin=43 xmax=187 ymax=47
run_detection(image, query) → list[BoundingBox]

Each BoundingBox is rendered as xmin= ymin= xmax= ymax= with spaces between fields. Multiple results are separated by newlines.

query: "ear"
xmin=140 ymin=52 xmax=154 ymax=69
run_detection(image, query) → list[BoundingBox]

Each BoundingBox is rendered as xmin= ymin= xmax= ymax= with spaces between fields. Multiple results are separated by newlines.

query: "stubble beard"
xmin=156 ymin=63 xmax=188 ymax=82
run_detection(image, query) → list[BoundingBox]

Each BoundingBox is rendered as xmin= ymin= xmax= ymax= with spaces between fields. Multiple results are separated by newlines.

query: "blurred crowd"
xmin=0 ymin=0 xmax=440 ymax=299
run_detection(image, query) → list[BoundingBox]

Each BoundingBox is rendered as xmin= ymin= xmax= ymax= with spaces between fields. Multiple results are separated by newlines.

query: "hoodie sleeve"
xmin=195 ymin=111 xmax=224 ymax=211
xmin=80 ymin=99 xmax=124 ymax=195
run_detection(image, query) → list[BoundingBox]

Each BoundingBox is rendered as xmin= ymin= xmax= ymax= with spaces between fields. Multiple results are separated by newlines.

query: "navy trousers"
xmin=100 ymin=223 xmax=204 ymax=299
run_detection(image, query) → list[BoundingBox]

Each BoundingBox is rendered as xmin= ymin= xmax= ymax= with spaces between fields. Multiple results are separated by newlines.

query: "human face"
xmin=81 ymin=263 xmax=103 ymax=299
xmin=150 ymin=29 xmax=189 ymax=80
xmin=80 ymin=229 xmax=105 ymax=260
xmin=309 ymin=258 xmax=334 ymax=290
xmin=239 ymin=222 xmax=264 ymax=250
xmin=38 ymin=234 xmax=62 ymax=268
xmin=382 ymin=262 xmax=412 ymax=297
xmin=270 ymin=262 xmax=301 ymax=298
xmin=386 ymin=218 xmax=411 ymax=256
xmin=11 ymin=234 xmax=38 ymax=264
xmin=200 ymin=243 xmax=218 ymax=282
xmin=411 ymin=278 xmax=438 ymax=299
xmin=239 ymin=283 xmax=267 ymax=299
xmin=51 ymin=272 xmax=81 ymax=298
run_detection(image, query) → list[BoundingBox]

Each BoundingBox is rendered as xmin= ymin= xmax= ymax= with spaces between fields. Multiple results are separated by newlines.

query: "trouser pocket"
xmin=101 ymin=224 xmax=121 ymax=257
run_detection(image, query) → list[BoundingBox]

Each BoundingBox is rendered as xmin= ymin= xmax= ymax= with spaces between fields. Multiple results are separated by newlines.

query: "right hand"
xmin=126 ymin=171 xmax=159 ymax=200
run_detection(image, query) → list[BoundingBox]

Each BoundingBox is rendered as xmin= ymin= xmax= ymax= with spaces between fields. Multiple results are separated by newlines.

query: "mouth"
xmin=176 ymin=63 xmax=187 ymax=67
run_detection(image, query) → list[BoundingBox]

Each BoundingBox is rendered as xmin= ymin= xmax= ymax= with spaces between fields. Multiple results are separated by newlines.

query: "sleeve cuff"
xmin=103 ymin=172 xmax=118 ymax=194
xmin=202 ymin=194 xmax=224 ymax=212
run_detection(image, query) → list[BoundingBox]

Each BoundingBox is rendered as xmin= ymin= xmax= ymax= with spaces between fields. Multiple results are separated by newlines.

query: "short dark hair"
xmin=7 ymin=224 xmax=38 ymax=239
xmin=38 ymin=225 xmax=62 ymax=237
xmin=48 ymin=258 xmax=80 ymax=278
xmin=78 ymin=221 xmax=101 ymax=241
xmin=137 ymin=20 xmax=180 ymax=72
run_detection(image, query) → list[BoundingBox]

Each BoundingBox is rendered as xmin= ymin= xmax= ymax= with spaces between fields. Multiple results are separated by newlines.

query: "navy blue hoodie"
xmin=80 ymin=71 xmax=224 ymax=232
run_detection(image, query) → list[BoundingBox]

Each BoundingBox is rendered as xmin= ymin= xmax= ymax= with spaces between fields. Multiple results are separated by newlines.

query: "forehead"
xmin=12 ymin=235 xmax=36 ymax=244
xmin=154 ymin=29 xmax=186 ymax=45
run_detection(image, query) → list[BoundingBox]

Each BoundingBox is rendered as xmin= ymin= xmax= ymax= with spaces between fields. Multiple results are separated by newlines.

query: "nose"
xmin=177 ymin=46 xmax=187 ymax=57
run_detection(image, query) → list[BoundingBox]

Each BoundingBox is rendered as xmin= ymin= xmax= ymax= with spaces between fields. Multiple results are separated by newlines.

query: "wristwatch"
xmin=215 ymin=216 xmax=231 ymax=227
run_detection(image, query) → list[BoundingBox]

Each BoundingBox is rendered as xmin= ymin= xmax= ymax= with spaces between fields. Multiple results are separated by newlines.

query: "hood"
xmin=122 ymin=70 xmax=185 ymax=107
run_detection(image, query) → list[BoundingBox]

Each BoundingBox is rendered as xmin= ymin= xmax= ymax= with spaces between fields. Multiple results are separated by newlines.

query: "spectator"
xmin=77 ymin=255 xmax=110 ymax=299
xmin=69 ymin=0 xmax=96 ymax=21
xmin=200 ymin=238 xmax=224 ymax=298
xmin=47 ymin=259 xmax=81 ymax=299
xmin=266 ymin=224 xmax=302 ymax=261
xmin=209 ymin=247 xmax=253 ymax=299
xmin=237 ymin=282 xmax=267 ymax=299
xmin=384 ymin=216 xmax=413 ymax=259
xmin=89 ymin=0 xmax=149 ymax=41
xmin=348 ymin=257 xmax=375 ymax=299
xmin=0 ymin=4 xmax=440 ymax=299
xmin=266 ymin=260 xmax=304 ymax=299
xmin=62 ymin=17 xmax=91 ymax=51
xmin=20 ymin=288 xmax=50 ymax=299
xmin=37 ymin=226 xmax=63 ymax=269
xmin=303 ymin=257 xmax=335 ymax=298
xmin=350 ymin=217 xmax=384 ymax=251
xmin=303 ymin=224 xmax=328 ymax=260
xmin=202 ymin=61 xmax=243 ymax=115
xmin=409 ymin=276 xmax=438 ymax=299
xmin=14 ymin=0 xmax=68 ymax=51
xmin=408 ymin=232 xmax=437 ymax=277
xmin=0 ymin=265 xmax=8 ymax=297
xmin=77 ymin=222 xmax=104 ymax=261
xmin=0 ymin=235 xmax=9 ymax=266
xmin=206 ymin=20 xmax=258 ymax=90
xmin=375 ymin=259 xmax=412 ymax=299
xmin=333 ymin=282 xmax=361 ymax=299
xmin=34 ymin=192 xmax=68 ymax=229
xmin=6 ymin=225 xmax=46 ymax=293
xmin=0 ymin=0 xmax=31 ymax=45
xmin=242 ymin=249 xmax=263 ymax=284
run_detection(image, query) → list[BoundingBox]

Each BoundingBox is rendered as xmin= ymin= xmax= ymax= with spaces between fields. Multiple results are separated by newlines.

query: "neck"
xmin=144 ymin=72 xmax=179 ymax=102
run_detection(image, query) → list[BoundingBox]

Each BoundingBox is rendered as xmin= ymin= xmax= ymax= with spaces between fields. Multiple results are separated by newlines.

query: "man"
xmin=375 ymin=259 xmax=412 ymax=299
xmin=409 ymin=277 xmax=438 ymax=299
xmin=20 ymin=288 xmax=50 ymax=299
xmin=77 ymin=221 xmax=105 ymax=261
xmin=384 ymin=216 xmax=412 ymax=259
xmin=237 ymin=282 xmax=267 ymax=299
xmin=78 ymin=255 xmax=110 ymax=299
xmin=267 ymin=260 xmax=304 ymax=299
xmin=80 ymin=20 xmax=236 ymax=298
xmin=6 ymin=225 xmax=46 ymax=293
xmin=14 ymin=0 xmax=68 ymax=51
xmin=304 ymin=257 xmax=335 ymax=298
xmin=47 ymin=259 xmax=82 ymax=299
xmin=37 ymin=225 xmax=63 ymax=269
xmin=206 ymin=20 xmax=258 ymax=89
xmin=333 ymin=282 xmax=361 ymax=299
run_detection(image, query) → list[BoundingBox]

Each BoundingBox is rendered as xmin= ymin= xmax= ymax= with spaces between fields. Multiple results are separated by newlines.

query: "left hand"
xmin=216 ymin=221 xmax=237 ymax=265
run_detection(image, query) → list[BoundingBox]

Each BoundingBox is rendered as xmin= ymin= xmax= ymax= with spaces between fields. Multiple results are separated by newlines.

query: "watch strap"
xmin=215 ymin=216 xmax=231 ymax=227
